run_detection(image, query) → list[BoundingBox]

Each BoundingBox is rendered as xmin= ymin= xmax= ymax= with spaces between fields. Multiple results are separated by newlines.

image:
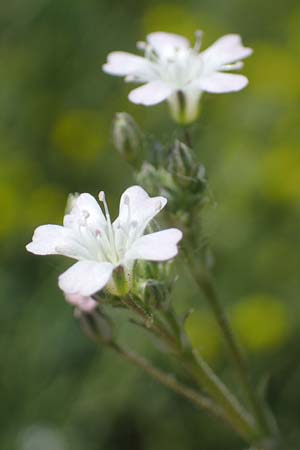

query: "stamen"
xmin=194 ymin=30 xmax=203 ymax=53
xmin=98 ymin=191 xmax=118 ymax=263
xmin=98 ymin=191 xmax=112 ymax=223
xmin=137 ymin=41 xmax=146 ymax=50
xmin=155 ymin=200 xmax=162 ymax=211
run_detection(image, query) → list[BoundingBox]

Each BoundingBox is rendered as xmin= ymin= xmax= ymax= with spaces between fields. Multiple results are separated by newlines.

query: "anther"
xmin=137 ymin=41 xmax=146 ymax=50
xmin=98 ymin=191 xmax=105 ymax=202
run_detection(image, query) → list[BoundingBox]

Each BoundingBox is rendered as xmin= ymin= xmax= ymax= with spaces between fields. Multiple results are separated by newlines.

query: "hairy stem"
xmin=122 ymin=295 xmax=260 ymax=442
xmin=184 ymin=244 xmax=275 ymax=438
xmin=108 ymin=341 xmax=239 ymax=430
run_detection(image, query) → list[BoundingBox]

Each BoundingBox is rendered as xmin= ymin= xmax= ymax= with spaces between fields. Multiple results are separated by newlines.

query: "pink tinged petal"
xmin=116 ymin=185 xmax=167 ymax=232
xmin=58 ymin=261 xmax=114 ymax=296
xmin=128 ymin=81 xmax=173 ymax=105
xmin=125 ymin=228 xmax=183 ymax=262
xmin=201 ymin=34 xmax=253 ymax=70
xmin=64 ymin=293 xmax=97 ymax=312
xmin=103 ymin=51 xmax=149 ymax=76
xmin=64 ymin=193 xmax=106 ymax=230
xmin=26 ymin=225 xmax=73 ymax=255
xmin=147 ymin=32 xmax=190 ymax=57
xmin=196 ymin=72 xmax=249 ymax=93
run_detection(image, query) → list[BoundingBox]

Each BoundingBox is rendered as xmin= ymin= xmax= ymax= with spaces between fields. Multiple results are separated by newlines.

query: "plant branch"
xmin=184 ymin=244 xmax=275 ymax=438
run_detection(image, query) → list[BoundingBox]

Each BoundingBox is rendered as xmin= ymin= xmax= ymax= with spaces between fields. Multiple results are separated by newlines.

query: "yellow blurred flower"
xmin=25 ymin=184 xmax=66 ymax=227
xmin=232 ymin=294 xmax=290 ymax=352
xmin=52 ymin=109 xmax=107 ymax=163
xmin=261 ymin=146 xmax=300 ymax=204
xmin=247 ymin=43 xmax=300 ymax=100
xmin=185 ymin=310 xmax=221 ymax=363
xmin=0 ymin=182 xmax=20 ymax=238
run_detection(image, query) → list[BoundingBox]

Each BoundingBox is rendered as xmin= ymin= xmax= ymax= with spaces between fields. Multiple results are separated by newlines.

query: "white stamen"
xmin=98 ymin=190 xmax=118 ymax=263
xmin=194 ymin=30 xmax=203 ymax=53
xmin=137 ymin=41 xmax=146 ymax=50
xmin=155 ymin=200 xmax=162 ymax=211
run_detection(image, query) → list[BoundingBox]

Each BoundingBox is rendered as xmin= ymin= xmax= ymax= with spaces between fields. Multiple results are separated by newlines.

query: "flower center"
xmin=143 ymin=32 xmax=204 ymax=89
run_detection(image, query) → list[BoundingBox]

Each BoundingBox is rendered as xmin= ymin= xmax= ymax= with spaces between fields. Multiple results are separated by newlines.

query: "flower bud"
xmin=168 ymin=140 xmax=195 ymax=187
xmin=112 ymin=112 xmax=143 ymax=167
xmin=168 ymin=140 xmax=207 ymax=193
xmin=144 ymin=280 xmax=167 ymax=308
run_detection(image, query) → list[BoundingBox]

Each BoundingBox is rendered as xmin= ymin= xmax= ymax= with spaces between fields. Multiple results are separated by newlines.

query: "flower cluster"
xmin=26 ymin=186 xmax=182 ymax=302
xmin=103 ymin=31 xmax=252 ymax=123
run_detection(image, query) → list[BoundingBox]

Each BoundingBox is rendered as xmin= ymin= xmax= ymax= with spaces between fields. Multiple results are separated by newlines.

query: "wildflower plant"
xmin=27 ymin=29 xmax=284 ymax=450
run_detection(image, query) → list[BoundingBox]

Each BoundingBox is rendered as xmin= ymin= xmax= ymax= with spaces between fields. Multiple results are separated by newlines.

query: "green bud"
xmin=144 ymin=280 xmax=167 ymax=308
xmin=168 ymin=140 xmax=207 ymax=194
xmin=168 ymin=140 xmax=195 ymax=187
xmin=112 ymin=112 xmax=143 ymax=167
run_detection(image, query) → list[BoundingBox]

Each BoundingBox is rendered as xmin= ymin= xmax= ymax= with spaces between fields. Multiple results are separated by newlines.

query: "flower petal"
xmin=58 ymin=261 xmax=114 ymax=296
xmin=26 ymin=225 xmax=73 ymax=255
xmin=103 ymin=51 xmax=149 ymax=76
xmin=196 ymin=72 xmax=249 ymax=93
xmin=64 ymin=293 xmax=98 ymax=312
xmin=147 ymin=32 xmax=190 ymax=58
xmin=201 ymin=34 xmax=253 ymax=71
xmin=64 ymin=193 xmax=106 ymax=231
xmin=116 ymin=185 xmax=167 ymax=231
xmin=125 ymin=228 xmax=183 ymax=261
xmin=128 ymin=81 xmax=173 ymax=105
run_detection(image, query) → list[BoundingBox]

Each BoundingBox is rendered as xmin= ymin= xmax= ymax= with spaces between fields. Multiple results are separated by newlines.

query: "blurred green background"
xmin=1 ymin=0 xmax=300 ymax=449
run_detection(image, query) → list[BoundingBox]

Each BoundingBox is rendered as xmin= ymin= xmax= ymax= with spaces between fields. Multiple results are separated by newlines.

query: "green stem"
xmin=185 ymin=245 xmax=274 ymax=437
xmin=122 ymin=295 xmax=260 ymax=443
xmin=108 ymin=341 xmax=239 ymax=431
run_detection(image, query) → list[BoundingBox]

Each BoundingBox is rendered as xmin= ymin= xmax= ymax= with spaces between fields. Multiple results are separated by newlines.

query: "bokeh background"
xmin=1 ymin=0 xmax=300 ymax=449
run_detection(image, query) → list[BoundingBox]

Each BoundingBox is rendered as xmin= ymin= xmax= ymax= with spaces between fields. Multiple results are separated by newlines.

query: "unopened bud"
xmin=144 ymin=280 xmax=167 ymax=308
xmin=112 ymin=112 xmax=143 ymax=167
xmin=168 ymin=140 xmax=207 ymax=193
xmin=168 ymin=140 xmax=195 ymax=187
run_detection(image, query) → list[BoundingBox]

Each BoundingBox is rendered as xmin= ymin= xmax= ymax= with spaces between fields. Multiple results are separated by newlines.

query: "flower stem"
xmin=108 ymin=341 xmax=255 ymax=441
xmin=184 ymin=245 xmax=275 ymax=438
xmin=122 ymin=295 xmax=260 ymax=443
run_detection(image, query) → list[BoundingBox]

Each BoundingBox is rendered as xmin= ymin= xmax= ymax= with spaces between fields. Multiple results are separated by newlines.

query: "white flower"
xmin=103 ymin=31 xmax=253 ymax=124
xmin=26 ymin=186 xmax=182 ymax=297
